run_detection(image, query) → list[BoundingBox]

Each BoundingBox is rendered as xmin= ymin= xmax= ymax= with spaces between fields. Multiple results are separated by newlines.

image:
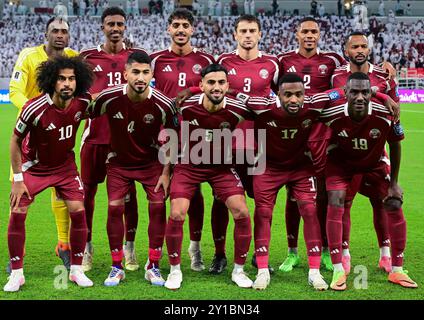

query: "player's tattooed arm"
xmin=10 ymin=133 xmax=31 ymax=210
xmin=384 ymin=140 xmax=403 ymax=207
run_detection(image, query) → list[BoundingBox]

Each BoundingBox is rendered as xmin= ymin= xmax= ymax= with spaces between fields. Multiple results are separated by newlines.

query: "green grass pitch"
xmin=0 ymin=102 xmax=423 ymax=300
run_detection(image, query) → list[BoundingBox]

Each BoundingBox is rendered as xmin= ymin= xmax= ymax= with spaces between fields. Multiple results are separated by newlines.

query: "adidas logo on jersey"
xmin=338 ymin=130 xmax=348 ymax=137
xmin=228 ymin=68 xmax=237 ymax=75
xmin=46 ymin=123 xmax=56 ymax=130
xmin=267 ymin=121 xmax=277 ymax=127
xmin=287 ymin=66 xmax=297 ymax=73
xmin=113 ymin=112 xmax=124 ymax=119
xmin=162 ymin=65 xmax=172 ymax=72
xmin=256 ymin=246 xmax=268 ymax=253
xmin=93 ymin=65 xmax=103 ymax=72
xmin=189 ymin=119 xmax=199 ymax=126
xmin=309 ymin=246 xmax=320 ymax=253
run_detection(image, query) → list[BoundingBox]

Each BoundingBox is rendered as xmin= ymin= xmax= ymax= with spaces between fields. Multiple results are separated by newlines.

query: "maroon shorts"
xmin=170 ymin=164 xmax=245 ymax=202
xmin=106 ymin=162 xmax=165 ymax=202
xmin=308 ymin=123 xmax=331 ymax=177
xmin=326 ymin=160 xmax=390 ymax=200
xmin=18 ymin=170 xmax=84 ymax=207
xmin=253 ymin=164 xmax=316 ymax=207
xmin=80 ymin=143 xmax=109 ymax=185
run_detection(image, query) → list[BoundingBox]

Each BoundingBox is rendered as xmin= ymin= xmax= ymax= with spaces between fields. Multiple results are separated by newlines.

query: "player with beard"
xmin=331 ymin=31 xmax=400 ymax=274
xmin=8 ymin=17 xmax=78 ymax=271
xmin=89 ymin=52 xmax=176 ymax=287
xmin=79 ymin=7 xmax=148 ymax=272
xmin=4 ymin=56 xmax=94 ymax=292
xmin=150 ymin=9 xmax=214 ymax=272
xmin=321 ymin=72 xmax=417 ymax=290
xmin=164 ymin=64 xmax=253 ymax=290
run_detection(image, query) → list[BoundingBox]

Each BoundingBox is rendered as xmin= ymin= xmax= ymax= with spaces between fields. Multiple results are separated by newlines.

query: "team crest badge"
xmin=192 ymin=64 xmax=202 ymax=74
xmin=259 ymin=69 xmax=269 ymax=79
xmin=143 ymin=114 xmax=155 ymax=124
xmin=74 ymin=111 xmax=82 ymax=122
xmin=219 ymin=121 xmax=231 ymax=129
xmin=318 ymin=64 xmax=328 ymax=75
xmin=369 ymin=128 xmax=381 ymax=139
xmin=302 ymin=119 xmax=312 ymax=129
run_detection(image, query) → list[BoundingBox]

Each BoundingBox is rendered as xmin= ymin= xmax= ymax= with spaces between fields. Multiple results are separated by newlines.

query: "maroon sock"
xmin=147 ymin=202 xmax=166 ymax=267
xmin=187 ymin=188 xmax=204 ymax=242
xmin=211 ymin=198 xmax=229 ymax=256
xmin=254 ymin=207 xmax=272 ymax=269
xmin=234 ymin=216 xmax=252 ymax=265
xmin=69 ymin=210 xmax=88 ymax=265
xmin=298 ymin=202 xmax=322 ymax=259
xmin=370 ymin=198 xmax=390 ymax=248
xmin=124 ymin=183 xmax=138 ymax=242
xmin=107 ymin=204 xmax=125 ymax=267
xmin=326 ymin=204 xmax=344 ymax=264
xmin=165 ymin=218 xmax=184 ymax=265
xmin=342 ymin=201 xmax=352 ymax=250
xmin=8 ymin=212 xmax=27 ymax=270
xmin=316 ymin=178 xmax=329 ymax=247
xmin=386 ymin=208 xmax=406 ymax=267
xmin=83 ymin=183 xmax=97 ymax=243
xmin=285 ymin=198 xmax=301 ymax=248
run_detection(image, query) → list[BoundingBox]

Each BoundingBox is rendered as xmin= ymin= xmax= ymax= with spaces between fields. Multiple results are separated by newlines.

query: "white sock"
xmin=70 ymin=265 xmax=82 ymax=272
xmin=233 ymin=263 xmax=244 ymax=273
xmin=392 ymin=266 xmax=403 ymax=273
xmin=258 ymin=268 xmax=269 ymax=274
xmin=333 ymin=263 xmax=344 ymax=272
xmin=342 ymin=249 xmax=350 ymax=257
xmin=124 ymin=241 xmax=134 ymax=250
xmin=189 ymin=240 xmax=200 ymax=252
xmin=288 ymin=247 xmax=298 ymax=254
xmin=380 ymin=246 xmax=391 ymax=258
xmin=11 ymin=268 xmax=23 ymax=275
xmin=309 ymin=268 xmax=320 ymax=276
xmin=170 ymin=264 xmax=181 ymax=273
xmin=85 ymin=241 xmax=93 ymax=251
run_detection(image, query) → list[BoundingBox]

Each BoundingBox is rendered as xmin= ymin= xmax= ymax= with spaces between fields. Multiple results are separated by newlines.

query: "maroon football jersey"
xmin=80 ymin=45 xmax=148 ymax=145
xmin=178 ymin=93 xmax=251 ymax=167
xmin=217 ymin=50 xmax=280 ymax=150
xmin=278 ymin=49 xmax=346 ymax=95
xmin=150 ymin=48 xmax=215 ymax=98
xmin=319 ymin=88 xmax=404 ymax=169
xmin=331 ymin=63 xmax=400 ymax=102
xmin=90 ymin=84 xmax=176 ymax=167
xmin=14 ymin=93 xmax=91 ymax=176
xmin=246 ymin=94 xmax=328 ymax=168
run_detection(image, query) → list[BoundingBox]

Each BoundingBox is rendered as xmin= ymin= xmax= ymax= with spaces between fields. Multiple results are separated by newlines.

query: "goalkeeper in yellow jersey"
xmin=8 ymin=17 xmax=78 ymax=271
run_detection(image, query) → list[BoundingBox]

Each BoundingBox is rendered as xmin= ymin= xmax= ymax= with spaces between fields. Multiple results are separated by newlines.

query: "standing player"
xmin=331 ymin=31 xmax=400 ymax=273
xmin=8 ymin=17 xmax=78 ymax=270
xmin=212 ymin=14 xmax=279 ymax=274
xmin=79 ymin=7 xmax=148 ymax=272
xmin=278 ymin=17 xmax=345 ymax=272
xmin=164 ymin=64 xmax=253 ymax=290
xmin=89 ymin=52 xmax=176 ymax=287
xmin=4 ymin=56 xmax=94 ymax=292
xmin=150 ymin=8 xmax=214 ymax=272
xmin=246 ymin=74 xmax=329 ymax=291
xmin=321 ymin=72 xmax=417 ymax=290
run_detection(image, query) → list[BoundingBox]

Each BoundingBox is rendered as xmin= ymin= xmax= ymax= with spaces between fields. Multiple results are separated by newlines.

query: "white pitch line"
xmin=401 ymin=109 xmax=424 ymax=114
xmin=405 ymin=130 xmax=424 ymax=133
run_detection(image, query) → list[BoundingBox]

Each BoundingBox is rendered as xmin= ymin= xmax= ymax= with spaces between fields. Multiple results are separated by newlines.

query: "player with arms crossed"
xmin=8 ymin=17 xmax=78 ymax=270
xmin=88 ymin=52 xmax=176 ymax=287
xmin=4 ymin=56 xmax=94 ymax=292
xmin=331 ymin=31 xmax=400 ymax=274
xmin=150 ymin=9 xmax=214 ymax=272
xmin=321 ymin=72 xmax=417 ymax=290
xmin=164 ymin=64 xmax=253 ymax=290
xmin=80 ymin=7 xmax=148 ymax=272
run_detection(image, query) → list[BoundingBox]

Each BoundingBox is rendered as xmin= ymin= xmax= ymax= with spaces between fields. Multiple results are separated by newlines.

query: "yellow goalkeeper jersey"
xmin=9 ymin=44 xmax=78 ymax=111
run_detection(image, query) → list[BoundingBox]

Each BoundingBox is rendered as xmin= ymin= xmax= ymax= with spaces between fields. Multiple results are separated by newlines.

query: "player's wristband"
xmin=13 ymin=173 xmax=24 ymax=182
xmin=188 ymin=86 xmax=202 ymax=95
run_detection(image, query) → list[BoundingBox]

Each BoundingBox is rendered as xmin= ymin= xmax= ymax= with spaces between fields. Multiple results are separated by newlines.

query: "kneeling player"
xmin=5 ymin=57 xmax=94 ymax=292
xmin=164 ymin=64 xmax=253 ymax=290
